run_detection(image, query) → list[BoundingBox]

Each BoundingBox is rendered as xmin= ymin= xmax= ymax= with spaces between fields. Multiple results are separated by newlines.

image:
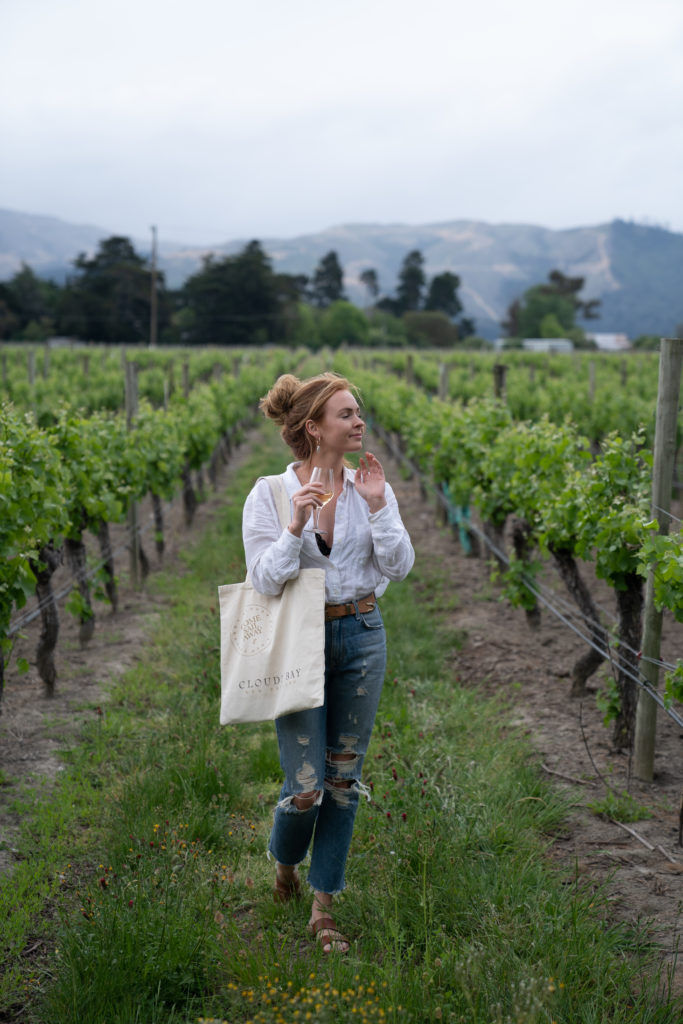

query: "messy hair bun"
xmin=259 ymin=371 xmax=355 ymax=461
xmin=258 ymin=373 xmax=299 ymax=425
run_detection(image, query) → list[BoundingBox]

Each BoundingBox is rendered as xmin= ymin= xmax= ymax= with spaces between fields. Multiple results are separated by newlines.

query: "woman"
xmin=242 ymin=371 xmax=414 ymax=953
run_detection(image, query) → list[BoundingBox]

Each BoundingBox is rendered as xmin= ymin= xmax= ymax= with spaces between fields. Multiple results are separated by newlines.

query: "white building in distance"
xmin=521 ymin=338 xmax=574 ymax=353
xmin=586 ymin=332 xmax=631 ymax=351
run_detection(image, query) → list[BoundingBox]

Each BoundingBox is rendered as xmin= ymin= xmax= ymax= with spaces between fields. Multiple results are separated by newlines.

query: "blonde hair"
xmin=259 ymin=371 xmax=357 ymax=460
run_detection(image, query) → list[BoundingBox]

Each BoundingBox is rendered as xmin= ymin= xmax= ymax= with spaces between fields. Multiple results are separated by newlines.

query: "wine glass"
xmin=304 ymin=467 xmax=335 ymax=535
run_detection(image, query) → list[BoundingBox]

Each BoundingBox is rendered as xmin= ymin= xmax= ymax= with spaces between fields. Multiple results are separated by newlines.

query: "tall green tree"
xmin=543 ymin=270 xmax=601 ymax=321
xmin=359 ymin=268 xmax=379 ymax=304
xmin=0 ymin=264 xmax=60 ymax=340
xmin=310 ymin=251 xmax=346 ymax=308
xmin=504 ymin=269 xmax=600 ymax=339
xmin=373 ymin=251 xmax=472 ymax=339
xmin=424 ymin=271 xmax=462 ymax=318
xmin=396 ymin=249 xmax=426 ymax=314
xmin=182 ymin=240 xmax=283 ymax=346
xmin=517 ymin=289 xmax=575 ymax=338
xmin=0 ymin=287 xmax=18 ymax=339
xmin=59 ymin=236 xmax=165 ymax=344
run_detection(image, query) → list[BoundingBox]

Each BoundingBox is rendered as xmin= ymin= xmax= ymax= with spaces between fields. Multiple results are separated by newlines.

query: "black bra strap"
xmin=315 ymin=533 xmax=331 ymax=557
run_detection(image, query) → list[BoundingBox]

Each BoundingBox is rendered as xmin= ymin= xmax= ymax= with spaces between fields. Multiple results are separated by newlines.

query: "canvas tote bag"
xmin=218 ymin=475 xmax=325 ymax=724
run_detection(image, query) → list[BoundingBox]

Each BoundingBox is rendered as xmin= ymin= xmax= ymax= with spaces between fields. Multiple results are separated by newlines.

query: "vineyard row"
xmin=355 ymin=347 xmax=666 ymax=447
xmin=331 ymin=350 xmax=683 ymax=756
xmin=0 ymin=342 xmax=671 ymax=446
xmin=3 ymin=343 xmax=682 ymax=756
xmin=0 ymin=349 xmax=298 ymax=706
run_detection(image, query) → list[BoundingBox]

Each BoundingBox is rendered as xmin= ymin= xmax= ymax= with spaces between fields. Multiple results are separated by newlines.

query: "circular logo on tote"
xmin=230 ymin=603 xmax=274 ymax=656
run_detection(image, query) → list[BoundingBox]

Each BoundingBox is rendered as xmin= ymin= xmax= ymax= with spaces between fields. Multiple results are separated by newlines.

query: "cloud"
xmin=1 ymin=0 xmax=682 ymax=241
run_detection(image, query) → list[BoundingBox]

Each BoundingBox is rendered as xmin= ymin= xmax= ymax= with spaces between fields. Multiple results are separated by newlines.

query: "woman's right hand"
xmin=288 ymin=481 xmax=326 ymax=536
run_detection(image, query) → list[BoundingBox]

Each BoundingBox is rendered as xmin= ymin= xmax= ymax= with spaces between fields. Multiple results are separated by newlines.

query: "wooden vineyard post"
xmin=588 ymin=360 xmax=596 ymax=404
xmin=28 ymin=347 xmax=36 ymax=418
xmin=125 ymin=360 xmax=140 ymax=587
xmin=405 ymin=354 xmax=414 ymax=385
xmin=438 ymin=363 xmax=449 ymax=401
xmin=181 ymin=360 xmax=198 ymax=525
xmin=633 ymin=338 xmax=683 ymax=781
xmin=493 ymin=363 xmax=507 ymax=400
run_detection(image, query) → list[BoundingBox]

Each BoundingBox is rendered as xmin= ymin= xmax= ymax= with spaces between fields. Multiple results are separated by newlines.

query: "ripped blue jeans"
xmin=268 ymin=603 xmax=387 ymax=895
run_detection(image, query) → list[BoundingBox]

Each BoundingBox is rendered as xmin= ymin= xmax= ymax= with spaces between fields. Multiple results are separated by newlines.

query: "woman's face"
xmin=312 ymin=389 xmax=365 ymax=455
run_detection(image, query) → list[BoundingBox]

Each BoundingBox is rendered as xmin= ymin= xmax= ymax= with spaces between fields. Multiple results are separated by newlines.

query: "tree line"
xmin=0 ymin=237 xmax=479 ymax=349
xmin=0 ymin=233 xmax=617 ymax=348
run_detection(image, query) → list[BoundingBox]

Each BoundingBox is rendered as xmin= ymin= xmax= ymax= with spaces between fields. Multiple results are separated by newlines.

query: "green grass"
xmin=0 ymin=427 xmax=680 ymax=1023
xmin=588 ymin=789 xmax=654 ymax=823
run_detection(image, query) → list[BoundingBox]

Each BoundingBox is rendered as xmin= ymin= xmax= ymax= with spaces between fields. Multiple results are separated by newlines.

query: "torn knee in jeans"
xmin=323 ymin=749 xmax=364 ymax=806
xmin=292 ymin=789 xmax=322 ymax=810
xmin=275 ymin=789 xmax=323 ymax=813
xmin=324 ymin=775 xmax=357 ymax=806
xmin=326 ymin=749 xmax=359 ymax=772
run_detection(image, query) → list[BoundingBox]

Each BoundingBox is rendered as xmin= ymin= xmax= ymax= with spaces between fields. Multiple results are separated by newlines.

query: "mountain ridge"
xmin=1 ymin=207 xmax=681 ymax=339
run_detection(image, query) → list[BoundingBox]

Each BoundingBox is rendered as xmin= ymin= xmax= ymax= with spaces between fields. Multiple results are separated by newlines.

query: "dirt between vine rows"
xmin=1 ymin=429 xmax=683 ymax=996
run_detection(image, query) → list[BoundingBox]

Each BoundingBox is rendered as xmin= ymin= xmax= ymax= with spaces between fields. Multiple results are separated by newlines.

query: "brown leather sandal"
xmin=307 ymin=915 xmax=350 ymax=954
xmin=273 ymin=871 xmax=302 ymax=904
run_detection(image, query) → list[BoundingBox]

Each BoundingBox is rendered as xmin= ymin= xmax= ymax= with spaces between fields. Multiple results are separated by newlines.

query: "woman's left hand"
xmin=354 ymin=452 xmax=387 ymax=513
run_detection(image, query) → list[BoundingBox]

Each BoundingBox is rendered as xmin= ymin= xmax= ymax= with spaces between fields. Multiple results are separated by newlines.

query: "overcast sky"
xmin=2 ymin=0 xmax=683 ymax=246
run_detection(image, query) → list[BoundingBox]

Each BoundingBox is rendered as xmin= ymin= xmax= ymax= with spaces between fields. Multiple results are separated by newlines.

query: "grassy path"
xmin=1 ymin=427 xmax=680 ymax=1023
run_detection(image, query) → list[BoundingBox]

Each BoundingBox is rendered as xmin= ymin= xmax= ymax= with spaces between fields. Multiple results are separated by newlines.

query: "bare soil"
xmin=383 ymin=441 xmax=683 ymax=997
xmin=0 ymin=437 xmax=258 ymax=873
xmin=1 ymin=429 xmax=682 ymax=993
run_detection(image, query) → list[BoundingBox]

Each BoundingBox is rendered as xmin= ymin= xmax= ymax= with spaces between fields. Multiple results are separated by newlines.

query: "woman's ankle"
xmin=311 ymin=891 xmax=333 ymax=917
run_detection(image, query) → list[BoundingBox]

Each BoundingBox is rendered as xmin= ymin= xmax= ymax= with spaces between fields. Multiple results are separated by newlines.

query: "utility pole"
xmin=149 ymin=224 xmax=158 ymax=348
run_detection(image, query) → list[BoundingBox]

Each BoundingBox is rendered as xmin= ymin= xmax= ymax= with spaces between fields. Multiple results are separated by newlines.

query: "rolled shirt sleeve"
xmin=368 ymin=483 xmax=415 ymax=581
xmin=243 ymin=478 xmax=302 ymax=595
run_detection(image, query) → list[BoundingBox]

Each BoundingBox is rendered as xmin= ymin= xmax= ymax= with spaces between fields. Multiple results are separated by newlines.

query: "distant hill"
xmin=1 ymin=207 xmax=682 ymax=340
xmin=0 ymin=208 xmax=109 ymax=282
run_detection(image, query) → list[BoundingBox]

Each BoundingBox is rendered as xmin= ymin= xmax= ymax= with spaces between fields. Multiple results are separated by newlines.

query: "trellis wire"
xmin=376 ymin=425 xmax=683 ymax=732
xmin=7 ymin=501 xmax=169 ymax=637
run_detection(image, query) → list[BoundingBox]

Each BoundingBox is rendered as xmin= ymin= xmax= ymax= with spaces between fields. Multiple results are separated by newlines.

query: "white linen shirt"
xmin=243 ymin=462 xmax=415 ymax=603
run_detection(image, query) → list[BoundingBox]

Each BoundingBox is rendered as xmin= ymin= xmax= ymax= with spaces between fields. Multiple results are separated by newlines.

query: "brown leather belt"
xmin=324 ymin=593 xmax=376 ymax=621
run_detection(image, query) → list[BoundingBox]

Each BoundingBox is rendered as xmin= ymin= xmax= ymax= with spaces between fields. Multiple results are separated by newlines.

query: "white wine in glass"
xmin=305 ymin=467 xmax=335 ymax=534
